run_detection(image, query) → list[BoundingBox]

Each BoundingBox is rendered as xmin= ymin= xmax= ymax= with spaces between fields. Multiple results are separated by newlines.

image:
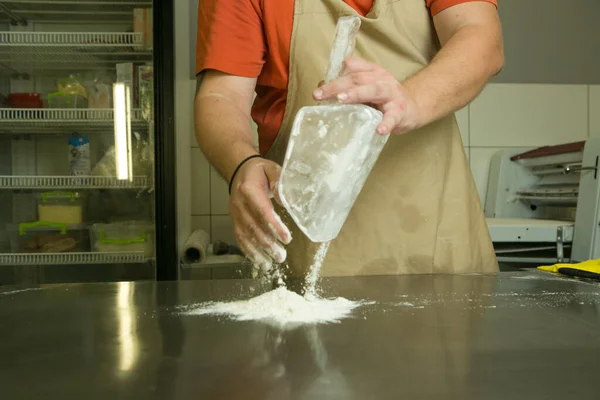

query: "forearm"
xmin=194 ymin=76 xmax=258 ymax=182
xmin=403 ymin=24 xmax=503 ymax=128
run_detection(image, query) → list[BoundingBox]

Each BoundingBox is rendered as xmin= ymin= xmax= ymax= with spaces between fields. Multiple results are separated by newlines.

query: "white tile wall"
xmin=470 ymin=84 xmax=588 ymax=147
xmin=191 ymin=216 xmax=210 ymax=234
xmin=190 ymin=80 xmax=200 ymax=148
xmin=469 ymin=148 xmax=503 ymax=206
xmin=191 ymin=147 xmax=210 ymax=215
xmin=590 ymin=85 xmax=600 ymax=137
xmin=212 ymin=215 xmax=236 ymax=244
xmin=210 ymin=167 xmax=230 ymax=215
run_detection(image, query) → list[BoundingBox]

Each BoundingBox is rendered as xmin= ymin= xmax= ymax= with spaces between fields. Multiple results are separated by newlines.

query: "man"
xmin=194 ymin=0 xmax=503 ymax=277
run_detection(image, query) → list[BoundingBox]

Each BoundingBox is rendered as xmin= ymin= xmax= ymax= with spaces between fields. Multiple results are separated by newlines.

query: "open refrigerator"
xmin=0 ymin=0 xmax=176 ymax=284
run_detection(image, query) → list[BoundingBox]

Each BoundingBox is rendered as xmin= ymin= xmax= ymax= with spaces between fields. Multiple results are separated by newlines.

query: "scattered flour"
xmin=0 ymin=288 xmax=43 ymax=295
xmin=396 ymin=301 xmax=425 ymax=309
xmin=186 ymin=286 xmax=366 ymax=327
xmin=186 ymin=221 xmax=364 ymax=328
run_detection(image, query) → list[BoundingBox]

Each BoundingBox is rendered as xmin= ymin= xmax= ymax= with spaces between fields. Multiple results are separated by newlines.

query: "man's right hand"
xmin=229 ymin=156 xmax=292 ymax=270
xmin=194 ymin=70 xmax=290 ymax=270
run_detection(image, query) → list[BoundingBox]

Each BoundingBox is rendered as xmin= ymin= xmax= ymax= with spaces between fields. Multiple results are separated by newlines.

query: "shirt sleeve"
xmin=426 ymin=0 xmax=498 ymax=16
xmin=195 ymin=0 xmax=266 ymax=77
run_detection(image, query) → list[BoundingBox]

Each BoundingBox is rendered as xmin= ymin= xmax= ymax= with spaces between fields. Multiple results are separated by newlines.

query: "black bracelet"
xmin=228 ymin=154 xmax=263 ymax=194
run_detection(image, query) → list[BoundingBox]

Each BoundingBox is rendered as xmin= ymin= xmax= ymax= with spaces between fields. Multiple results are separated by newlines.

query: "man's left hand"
xmin=312 ymin=57 xmax=421 ymax=136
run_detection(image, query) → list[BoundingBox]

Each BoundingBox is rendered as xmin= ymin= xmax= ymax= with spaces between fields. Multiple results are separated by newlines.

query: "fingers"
xmin=237 ymin=182 xmax=290 ymax=244
xmin=238 ymin=238 xmax=273 ymax=271
xmin=232 ymin=186 xmax=290 ymax=268
xmin=261 ymin=162 xmax=291 ymax=242
xmin=312 ymin=57 xmax=376 ymax=99
xmin=235 ymin=214 xmax=285 ymax=270
xmin=377 ymin=113 xmax=397 ymax=135
xmin=312 ymin=59 xmax=417 ymax=137
xmin=262 ymin=160 xmax=282 ymax=198
xmin=245 ymin=189 xmax=291 ymax=245
xmin=344 ymin=56 xmax=378 ymax=72
xmin=229 ymin=158 xmax=292 ymax=271
xmin=313 ymin=61 xmax=395 ymax=104
xmin=313 ymin=72 xmax=373 ymax=101
xmin=268 ymin=179 xmax=284 ymax=207
xmin=337 ymin=82 xmax=396 ymax=105
xmin=262 ymin=158 xmax=282 ymax=179
xmin=239 ymin=211 xmax=287 ymax=263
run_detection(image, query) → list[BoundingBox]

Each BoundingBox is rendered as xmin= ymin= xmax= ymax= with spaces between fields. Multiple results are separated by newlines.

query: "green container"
xmin=47 ymin=92 xmax=88 ymax=109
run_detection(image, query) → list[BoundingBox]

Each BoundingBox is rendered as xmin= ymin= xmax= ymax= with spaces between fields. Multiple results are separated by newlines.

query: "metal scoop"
xmin=277 ymin=16 xmax=389 ymax=243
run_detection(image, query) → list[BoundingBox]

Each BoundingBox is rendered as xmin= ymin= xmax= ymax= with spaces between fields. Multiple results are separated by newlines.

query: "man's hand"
xmin=312 ymin=57 xmax=421 ymax=136
xmin=312 ymin=2 xmax=502 ymax=135
xmin=195 ymin=70 xmax=291 ymax=269
xmin=229 ymin=157 xmax=292 ymax=270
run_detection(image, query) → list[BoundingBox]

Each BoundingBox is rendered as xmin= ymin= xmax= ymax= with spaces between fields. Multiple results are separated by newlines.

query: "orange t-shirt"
xmin=196 ymin=0 xmax=498 ymax=154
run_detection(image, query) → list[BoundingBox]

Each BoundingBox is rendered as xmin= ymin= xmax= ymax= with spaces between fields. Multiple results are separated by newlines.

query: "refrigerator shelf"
xmin=0 ymin=108 xmax=148 ymax=134
xmin=0 ymin=32 xmax=151 ymax=73
xmin=0 ymin=251 xmax=148 ymax=266
xmin=0 ymin=176 xmax=151 ymax=189
xmin=0 ymin=0 xmax=152 ymax=24
xmin=0 ymin=31 xmax=143 ymax=47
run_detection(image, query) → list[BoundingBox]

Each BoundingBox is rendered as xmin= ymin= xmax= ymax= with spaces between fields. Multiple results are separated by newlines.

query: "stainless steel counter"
xmin=1 ymin=271 xmax=600 ymax=399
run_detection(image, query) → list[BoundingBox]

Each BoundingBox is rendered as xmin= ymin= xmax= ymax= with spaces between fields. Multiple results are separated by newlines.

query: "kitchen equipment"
xmin=277 ymin=16 xmax=387 ymax=243
xmin=38 ymin=191 xmax=84 ymax=225
xmin=8 ymin=93 xmax=43 ymax=108
xmin=485 ymin=137 xmax=600 ymax=263
xmin=9 ymin=221 xmax=88 ymax=253
xmin=91 ymin=221 xmax=154 ymax=256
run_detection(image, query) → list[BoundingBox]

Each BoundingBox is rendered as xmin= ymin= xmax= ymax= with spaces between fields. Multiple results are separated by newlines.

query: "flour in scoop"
xmin=186 ymin=287 xmax=366 ymax=327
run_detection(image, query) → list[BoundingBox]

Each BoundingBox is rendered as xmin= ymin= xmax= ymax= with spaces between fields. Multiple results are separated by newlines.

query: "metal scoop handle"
xmin=323 ymin=16 xmax=362 ymax=84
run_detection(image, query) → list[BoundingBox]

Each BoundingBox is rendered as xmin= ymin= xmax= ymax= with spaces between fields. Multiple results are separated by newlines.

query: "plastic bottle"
xmin=68 ymin=133 xmax=91 ymax=176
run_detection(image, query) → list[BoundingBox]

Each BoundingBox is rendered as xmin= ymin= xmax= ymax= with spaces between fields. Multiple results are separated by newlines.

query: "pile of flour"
xmin=187 ymin=242 xmax=368 ymax=326
xmin=187 ymin=286 xmax=363 ymax=326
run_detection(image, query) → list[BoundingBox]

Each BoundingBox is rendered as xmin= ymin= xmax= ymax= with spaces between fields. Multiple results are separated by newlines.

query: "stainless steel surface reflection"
xmin=1 ymin=272 xmax=600 ymax=399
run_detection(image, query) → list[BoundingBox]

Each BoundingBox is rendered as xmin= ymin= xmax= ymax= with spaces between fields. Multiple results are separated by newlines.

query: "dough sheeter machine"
xmin=485 ymin=137 xmax=600 ymax=264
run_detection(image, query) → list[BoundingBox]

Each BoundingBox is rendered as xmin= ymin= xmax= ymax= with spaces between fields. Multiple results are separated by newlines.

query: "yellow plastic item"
xmin=538 ymin=259 xmax=600 ymax=280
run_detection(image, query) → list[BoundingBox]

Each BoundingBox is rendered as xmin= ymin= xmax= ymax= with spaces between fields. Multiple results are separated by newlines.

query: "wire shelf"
xmin=0 ymin=175 xmax=151 ymax=189
xmin=0 ymin=32 xmax=152 ymax=73
xmin=0 ymin=251 xmax=148 ymax=265
xmin=0 ymin=108 xmax=148 ymax=134
xmin=0 ymin=31 xmax=142 ymax=46
xmin=0 ymin=0 xmax=152 ymax=24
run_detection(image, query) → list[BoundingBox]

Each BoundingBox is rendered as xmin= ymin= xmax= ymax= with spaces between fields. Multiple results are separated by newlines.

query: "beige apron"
xmin=265 ymin=0 xmax=498 ymax=277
